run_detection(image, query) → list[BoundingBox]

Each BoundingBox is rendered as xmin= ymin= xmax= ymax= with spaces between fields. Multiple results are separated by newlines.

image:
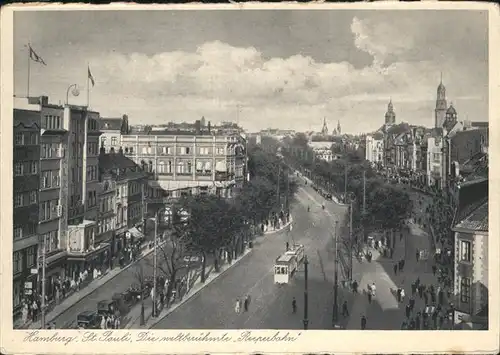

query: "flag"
xmin=88 ymin=66 xmax=95 ymax=87
xmin=28 ymin=44 xmax=46 ymax=65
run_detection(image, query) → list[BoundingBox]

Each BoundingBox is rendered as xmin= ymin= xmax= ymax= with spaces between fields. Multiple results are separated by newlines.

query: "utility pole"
xmin=303 ymin=255 xmax=309 ymax=330
xmin=349 ymin=200 xmax=353 ymax=281
xmin=285 ymin=165 xmax=289 ymax=212
xmin=40 ymin=234 xmax=47 ymax=329
xmin=344 ymin=165 xmax=348 ymax=203
xmin=152 ymin=210 xmax=158 ymax=317
xmin=332 ymin=220 xmax=339 ymax=325
xmin=363 ymin=170 xmax=366 ymax=213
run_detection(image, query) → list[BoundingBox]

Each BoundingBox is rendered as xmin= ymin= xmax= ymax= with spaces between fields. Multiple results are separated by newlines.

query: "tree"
xmin=132 ymin=263 xmax=147 ymax=326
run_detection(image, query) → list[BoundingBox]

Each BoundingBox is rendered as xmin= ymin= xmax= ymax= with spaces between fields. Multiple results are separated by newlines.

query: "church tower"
xmin=337 ymin=120 xmax=341 ymax=135
xmin=435 ymin=74 xmax=447 ymax=128
xmin=385 ymin=99 xmax=396 ymax=125
xmin=321 ymin=117 xmax=328 ymax=135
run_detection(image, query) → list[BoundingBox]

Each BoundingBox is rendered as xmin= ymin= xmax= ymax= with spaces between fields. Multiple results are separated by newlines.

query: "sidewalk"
xmin=344 ymin=221 xmax=450 ymax=330
xmin=15 ymin=239 xmax=162 ymax=329
xmin=125 ymin=218 xmax=293 ymax=329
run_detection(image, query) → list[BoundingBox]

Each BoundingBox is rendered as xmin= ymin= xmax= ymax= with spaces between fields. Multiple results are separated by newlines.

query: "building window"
xmin=433 ymin=153 xmax=440 ymax=162
xmin=27 ymin=246 xmax=36 ymax=268
xmin=216 ymin=147 xmax=225 ymax=155
xmin=14 ymin=193 xmax=23 ymax=208
xmin=111 ymin=137 xmax=117 ymax=146
xmin=15 ymin=133 xmax=24 ymax=145
xmin=158 ymin=161 xmax=165 ymax=173
xmin=14 ymin=226 xmax=22 ymax=240
xmin=199 ymin=147 xmax=210 ymax=155
xmin=30 ymin=133 xmax=38 ymax=145
xmin=460 ymin=240 xmax=471 ymax=262
xmin=14 ymin=162 xmax=23 ymax=176
xmin=460 ymin=277 xmax=471 ymax=304
xmin=30 ymin=161 xmax=38 ymax=174
xmin=13 ymin=251 xmax=23 ymax=274
xmin=29 ymin=190 xmax=37 ymax=204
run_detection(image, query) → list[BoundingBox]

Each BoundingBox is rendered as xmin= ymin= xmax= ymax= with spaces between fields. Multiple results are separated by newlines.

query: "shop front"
xmin=66 ymin=242 xmax=111 ymax=281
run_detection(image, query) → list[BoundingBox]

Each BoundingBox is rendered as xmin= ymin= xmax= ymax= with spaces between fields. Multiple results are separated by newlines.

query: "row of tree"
xmin=136 ymin=143 xmax=297 ymax=316
xmin=282 ymin=133 xmax=412 ymax=240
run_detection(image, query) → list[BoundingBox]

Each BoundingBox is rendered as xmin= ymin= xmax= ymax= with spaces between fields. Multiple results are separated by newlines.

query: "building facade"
xmin=13 ymin=108 xmax=41 ymax=316
xmin=452 ymin=178 xmax=488 ymax=329
xmin=99 ymin=115 xmax=129 ymax=153
xmin=121 ymin=131 xmax=247 ymax=200
xmin=426 ymin=132 xmax=445 ymax=188
xmin=365 ymin=134 xmax=384 ymax=166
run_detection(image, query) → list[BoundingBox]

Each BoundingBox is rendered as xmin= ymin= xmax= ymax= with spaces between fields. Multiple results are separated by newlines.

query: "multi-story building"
xmin=452 ymin=178 xmax=488 ymax=329
xmin=99 ymin=115 xmax=129 ymax=153
xmin=426 ymin=130 xmax=445 ymax=188
xmin=65 ymin=106 xmax=103 ymax=279
xmin=98 ymin=149 xmax=148 ymax=257
xmin=13 ymin=107 xmax=41 ymax=317
xmin=121 ymin=129 xmax=247 ymax=200
xmin=365 ymin=133 xmax=384 ymax=166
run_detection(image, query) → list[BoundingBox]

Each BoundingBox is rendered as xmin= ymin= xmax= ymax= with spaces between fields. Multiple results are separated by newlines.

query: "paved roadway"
xmin=52 ymin=243 xmax=211 ymax=328
xmin=152 ymin=183 xmax=349 ymax=329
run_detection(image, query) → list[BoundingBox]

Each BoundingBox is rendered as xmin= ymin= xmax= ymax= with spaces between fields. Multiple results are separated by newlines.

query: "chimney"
xmin=195 ymin=120 xmax=201 ymax=135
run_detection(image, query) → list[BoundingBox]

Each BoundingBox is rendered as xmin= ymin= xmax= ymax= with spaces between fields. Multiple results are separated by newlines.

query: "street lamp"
xmin=303 ymin=255 xmax=309 ymax=330
xmin=66 ymin=84 xmax=80 ymax=105
xmin=332 ymin=220 xmax=340 ymax=325
xmin=346 ymin=192 xmax=357 ymax=281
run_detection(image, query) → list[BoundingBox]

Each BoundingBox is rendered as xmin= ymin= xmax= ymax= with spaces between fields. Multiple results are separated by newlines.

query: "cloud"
xmin=27 ymin=14 xmax=486 ymax=133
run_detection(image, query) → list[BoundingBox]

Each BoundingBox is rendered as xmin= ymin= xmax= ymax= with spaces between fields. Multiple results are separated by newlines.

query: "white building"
xmin=426 ymin=134 xmax=445 ymax=188
xmin=365 ymin=134 xmax=384 ymax=166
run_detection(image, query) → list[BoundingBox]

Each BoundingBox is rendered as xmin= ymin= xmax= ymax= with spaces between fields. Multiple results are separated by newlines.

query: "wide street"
xmin=152 ymin=182 xmax=349 ymax=329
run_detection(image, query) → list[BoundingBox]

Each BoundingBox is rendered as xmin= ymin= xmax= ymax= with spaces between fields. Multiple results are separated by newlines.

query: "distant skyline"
xmin=14 ymin=10 xmax=488 ymax=133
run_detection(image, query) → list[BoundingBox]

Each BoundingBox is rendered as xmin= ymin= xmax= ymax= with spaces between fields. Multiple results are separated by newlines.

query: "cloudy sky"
xmin=14 ymin=9 xmax=488 ymax=133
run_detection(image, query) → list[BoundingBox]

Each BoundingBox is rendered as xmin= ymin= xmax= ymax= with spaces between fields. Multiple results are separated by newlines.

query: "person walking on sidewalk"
xmin=416 ymin=249 xmax=420 ymax=262
xmin=352 ymin=280 xmax=359 ymax=294
xmin=400 ymin=288 xmax=406 ymax=303
xmin=235 ymin=299 xmax=241 ymax=314
xmin=361 ymin=315 xmax=367 ymax=330
xmin=342 ymin=301 xmax=349 ymax=317
xmin=405 ymin=304 xmax=411 ymax=318
xmin=244 ymin=295 xmax=250 ymax=312
xmin=292 ymin=297 xmax=297 ymax=314
xmin=393 ymin=263 xmax=398 ymax=275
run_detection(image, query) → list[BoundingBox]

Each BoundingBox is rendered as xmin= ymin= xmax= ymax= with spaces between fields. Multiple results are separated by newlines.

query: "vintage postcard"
xmin=0 ymin=2 xmax=498 ymax=354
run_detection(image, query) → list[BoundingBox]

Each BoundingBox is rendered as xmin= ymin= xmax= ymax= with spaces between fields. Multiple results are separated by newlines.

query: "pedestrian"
xmin=418 ymin=285 xmax=424 ymax=299
xmin=438 ymin=290 xmax=444 ymax=306
xmin=114 ymin=316 xmax=120 ymax=329
xmin=352 ymin=280 xmax=358 ymax=294
xmin=415 ymin=313 xmax=421 ymax=330
xmin=431 ymin=290 xmax=436 ymax=303
xmin=234 ymin=299 xmax=241 ymax=313
xmin=409 ymin=297 xmax=415 ymax=311
xmin=342 ymin=301 xmax=349 ymax=317
xmin=397 ymin=288 xmax=402 ymax=303
xmin=438 ymin=314 xmax=445 ymax=329
xmin=416 ymin=249 xmax=420 ymax=262
xmin=401 ymin=259 xmax=405 ymax=271
xmin=361 ymin=315 xmax=367 ymax=330
xmin=405 ymin=304 xmax=411 ymax=318
xmin=432 ymin=264 xmax=437 ymax=275
xmin=390 ymin=247 xmax=394 ymax=258
xmin=398 ymin=260 xmax=403 ymax=272
xmin=32 ymin=300 xmax=38 ymax=322
xmin=244 ymin=295 xmax=249 ymax=312
xmin=292 ymin=297 xmax=297 ymax=314
xmin=100 ymin=315 xmax=106 ymax=330
xmin=400 ymin=288 xmax=406 ymax=302
xmin=416 ymin=277 xmax=420 ymax=288
xmin=368 ymin=292 xmax=372 ymax=304
xmin=411 ymin=282 xmax=416 ymax=296
xmin=286 ymin=242 xmax=289 ymax=251
xmin=393 ymin=263 xmax=398 ymax=275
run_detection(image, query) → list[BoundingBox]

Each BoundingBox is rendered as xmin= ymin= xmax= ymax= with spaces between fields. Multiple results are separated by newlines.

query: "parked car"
xmin=97 ymin=300 xmax=118 ymax=316
xmin=76 ymin=310 xmax=100 ymax=329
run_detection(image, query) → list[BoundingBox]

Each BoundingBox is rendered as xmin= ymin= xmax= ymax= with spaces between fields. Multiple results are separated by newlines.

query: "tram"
xmin=274 ymin=244 xmax=305 ymax=284
xmin=274 ymin=254 xmax=297 ymax=284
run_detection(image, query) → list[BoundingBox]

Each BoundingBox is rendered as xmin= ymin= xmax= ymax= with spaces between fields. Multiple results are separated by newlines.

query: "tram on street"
xmin=286 ymin=243 xmax=305 ymax=263
xmin=274 ymin=254 xmax=297 ymax=284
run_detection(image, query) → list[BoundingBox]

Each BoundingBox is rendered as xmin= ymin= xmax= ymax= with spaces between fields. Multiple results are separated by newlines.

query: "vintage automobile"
xmin=97 ymin=300 xmax=118 ymax=316
xmin=76 ymin=310 xmax=100 ymax=329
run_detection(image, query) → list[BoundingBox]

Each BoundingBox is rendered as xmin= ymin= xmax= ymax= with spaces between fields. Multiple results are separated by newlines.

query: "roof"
xmin=471 ymin=122 xmax=488 ymax=128
xmin=454 ymin=201 xmax=488 ymax=232
xmin=99 ymin=118 xmax=122 ymax=131
xmin=14 ymin=109 xmax=41 ymax=128
xmin=99 ymin=152 xmax=140 ymax=171
xmin=454 ymin=178 xmax=488 ymax=225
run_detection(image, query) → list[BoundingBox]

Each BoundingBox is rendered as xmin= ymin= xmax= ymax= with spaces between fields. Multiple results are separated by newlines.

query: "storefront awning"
xmin=67 ymin=242 xmax=111 ymax=261
xmin=127 ymin=227 xmax=145 ymax=241
xmin=148 ymin=179 xmax=213 ymax=191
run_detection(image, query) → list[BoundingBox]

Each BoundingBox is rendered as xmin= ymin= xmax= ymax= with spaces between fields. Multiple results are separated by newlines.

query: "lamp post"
xmin=66 ymin=84 xmax=80 ymax=105
xmin=332 ymin=220 xmax=340 ymax=325
xmin=346 ymin=192 xmax=356 ymax=281
xmin=303 ymin=255 xmax=309 ymax=330
xmin=152 ymin=211 xmax=158 ymax=317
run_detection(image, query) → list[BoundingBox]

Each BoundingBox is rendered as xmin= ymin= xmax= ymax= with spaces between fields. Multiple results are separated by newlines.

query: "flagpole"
xmin=27 ymin=44 xmax=31 ymax=98
xmin=87 ymin=63 xmax=90 ymax=109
